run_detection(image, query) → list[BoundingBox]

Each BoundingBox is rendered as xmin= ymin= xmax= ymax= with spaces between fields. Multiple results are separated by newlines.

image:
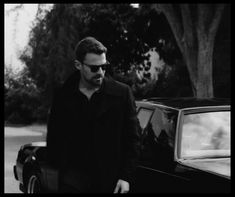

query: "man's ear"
xmin=74 ymin=60 xmax=82 ymax=70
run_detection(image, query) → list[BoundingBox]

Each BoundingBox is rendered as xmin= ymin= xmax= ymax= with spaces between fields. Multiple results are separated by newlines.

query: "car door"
xmin=132 ymin=105 xmax=189 ymax=193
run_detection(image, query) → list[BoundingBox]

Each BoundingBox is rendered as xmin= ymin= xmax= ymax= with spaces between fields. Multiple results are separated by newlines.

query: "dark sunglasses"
xmin=83 ymin=62 xmax=110 ymax=73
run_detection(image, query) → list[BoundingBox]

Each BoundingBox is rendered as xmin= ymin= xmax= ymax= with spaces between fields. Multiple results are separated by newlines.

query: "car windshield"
xmin=180 ymin=110 xmax=230 ymax=159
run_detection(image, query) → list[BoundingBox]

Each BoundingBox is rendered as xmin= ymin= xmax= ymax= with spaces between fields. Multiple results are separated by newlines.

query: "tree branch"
xmin=209 ymin=4 xmax=225 ymax=39
xmin=197 ymin=4 xmax=209 ymax=36
xmin=180 ymin=4 xmax=194 ymax=48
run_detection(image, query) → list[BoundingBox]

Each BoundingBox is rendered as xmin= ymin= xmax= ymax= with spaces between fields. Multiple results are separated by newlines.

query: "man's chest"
xmin=62 ymin=93 xmax=124 ymax=120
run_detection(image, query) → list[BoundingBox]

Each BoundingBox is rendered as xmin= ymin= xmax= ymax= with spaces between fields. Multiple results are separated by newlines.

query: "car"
xmin=13 ymin=97 xmax=230 ymax=193
xmin=13 ymin=141 xmax=58 ymax=193
xmin=132 ymin=97 xmax=230 ymax=193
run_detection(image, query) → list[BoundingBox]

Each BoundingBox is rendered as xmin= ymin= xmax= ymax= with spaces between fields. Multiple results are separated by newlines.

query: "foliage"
xmin=19 ymin=4 xmax=186 ymax=96
xmin=151 ymin=62 xmax=193 ymax=97
xmin=4 ymin=67 xmax=46 ymax=124
xmin=6 ymin=3 xmax=229 ymax=124
xmin=20 ymin=4 xmax=147 ymax=91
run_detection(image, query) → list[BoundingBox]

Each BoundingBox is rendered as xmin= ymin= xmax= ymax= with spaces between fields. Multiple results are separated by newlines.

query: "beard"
xmin=91 ymin=76 xmax=104 ymax=86
xmin=85 ymin=74 xmax=104 ymax=88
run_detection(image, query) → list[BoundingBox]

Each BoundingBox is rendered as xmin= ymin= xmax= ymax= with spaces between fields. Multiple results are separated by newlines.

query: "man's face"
xmin=80 ymin=53 xmax=107 ymax=87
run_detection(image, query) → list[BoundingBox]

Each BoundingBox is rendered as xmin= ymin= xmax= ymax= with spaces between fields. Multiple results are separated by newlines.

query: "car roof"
xmin=136 ymin=97 xmax=230 ymax=110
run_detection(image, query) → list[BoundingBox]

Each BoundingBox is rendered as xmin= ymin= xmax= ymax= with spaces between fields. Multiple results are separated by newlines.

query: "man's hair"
xmin=75 ymin=37 xmax=107 ymax=63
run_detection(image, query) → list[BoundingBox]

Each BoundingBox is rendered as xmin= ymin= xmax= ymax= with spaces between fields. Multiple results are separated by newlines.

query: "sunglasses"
xmin=83 ymin=62 xmax=110 ymax=73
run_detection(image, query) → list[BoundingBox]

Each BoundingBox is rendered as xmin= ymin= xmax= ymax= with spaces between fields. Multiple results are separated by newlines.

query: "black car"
xmin=13 ymin=98 xmax=230 ymax=193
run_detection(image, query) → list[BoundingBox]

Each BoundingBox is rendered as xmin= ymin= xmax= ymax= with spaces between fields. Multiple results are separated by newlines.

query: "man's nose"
xmin=97 ymin=67 xmax=104 ymax=74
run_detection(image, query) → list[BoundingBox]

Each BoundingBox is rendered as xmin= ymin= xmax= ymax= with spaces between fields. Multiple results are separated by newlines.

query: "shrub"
xmin=5 ymin=68 xmax=44 ymax=124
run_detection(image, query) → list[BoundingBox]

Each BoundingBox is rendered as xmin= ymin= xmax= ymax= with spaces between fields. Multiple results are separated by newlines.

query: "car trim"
xmin=13 ymin=165 xmax=18 ymax=180
xmin=179 ymin=105 xmax=230 ymax=111
xmin=174 ymin=109 xmax=183 ymax=162
xmin=136 ymin=101 xmax=179 ymax=111
xmin=137 ymin=165 xmax=190 ymax=181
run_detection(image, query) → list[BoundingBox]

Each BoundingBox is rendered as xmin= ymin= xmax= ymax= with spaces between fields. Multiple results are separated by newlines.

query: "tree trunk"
xmin=184 ymin=37 xmax=214 ymax=98
xmin=152 ymin=4 xmax=225 ymax=98
xmin=183 ymin=49 xmax=198 ymax=97
xmin=196 ymin=37 xmax=214 ymax=98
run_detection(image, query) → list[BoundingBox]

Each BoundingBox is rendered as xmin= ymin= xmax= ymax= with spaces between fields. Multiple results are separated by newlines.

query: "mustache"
xmin=93 ymin=75 xmax=104 ymax=79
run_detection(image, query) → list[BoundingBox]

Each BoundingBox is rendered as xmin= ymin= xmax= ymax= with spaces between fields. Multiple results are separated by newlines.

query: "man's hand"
xmin=113 ymin=179 xmax=130 ymax=193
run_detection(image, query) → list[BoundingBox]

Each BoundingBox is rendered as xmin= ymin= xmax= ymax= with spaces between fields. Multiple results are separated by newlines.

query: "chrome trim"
xmin=180 ymin=105 xmax=230 ymax=111
xmin=136 ymin=101 xmax=179 ymax=111
xmin=174 ymin=109 xmax=183 ymax=161
xmin=138 ymin=165 xmax=190 ymax=181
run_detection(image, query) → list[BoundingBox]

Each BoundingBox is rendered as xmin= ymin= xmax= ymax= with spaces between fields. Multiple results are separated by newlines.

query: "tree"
xmin=20 ymin=3 xmax=229 ymax=102
xmin=4 ymin=67 xmax=42 ymax=124
xmin=20 ymin=4 xmax=153 ymax=97
xmin=213 ymin=4 xmax=230 ymax=98
xmin=152 ymin=4 xmax=227 ymax=98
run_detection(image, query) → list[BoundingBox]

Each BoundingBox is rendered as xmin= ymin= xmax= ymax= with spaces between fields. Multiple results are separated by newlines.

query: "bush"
xmin=6 ymin=112 xmax=25 ymax=124
xmin=32 ymin=105 xmax=49 ymax=123
xmin=4 ymin=68 xmax=46 ymax=124
xmin=5 ymin=87 xmax=40 ymax=124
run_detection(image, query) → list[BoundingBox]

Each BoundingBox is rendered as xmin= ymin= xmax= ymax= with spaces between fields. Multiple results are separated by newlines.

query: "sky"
xmin=4 ymin=4 xmax=53 ymax=73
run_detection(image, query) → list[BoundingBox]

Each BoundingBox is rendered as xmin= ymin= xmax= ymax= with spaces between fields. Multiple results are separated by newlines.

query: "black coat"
xmin=46 ymin=71 xmax=141 ymax=192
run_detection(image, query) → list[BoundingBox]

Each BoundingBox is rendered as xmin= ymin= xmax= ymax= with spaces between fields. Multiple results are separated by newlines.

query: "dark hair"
xmin=75 ymin=37 xmax=107 ymax=62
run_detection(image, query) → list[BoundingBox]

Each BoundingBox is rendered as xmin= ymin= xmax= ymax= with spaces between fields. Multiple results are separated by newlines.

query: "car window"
xmin=137 ymin=108 xmax=154 ymax=135
xmin=150 ymin=107 xmax=178 ymax=148
xmin=138 ymin=107 xmax=177 ymax=170
xmin=180 ymin=111 xmax=230 ymax=159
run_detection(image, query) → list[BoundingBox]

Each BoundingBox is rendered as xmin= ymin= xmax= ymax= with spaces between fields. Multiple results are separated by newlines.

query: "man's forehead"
xmin=84 ymin=53 xmax=106 ymax=62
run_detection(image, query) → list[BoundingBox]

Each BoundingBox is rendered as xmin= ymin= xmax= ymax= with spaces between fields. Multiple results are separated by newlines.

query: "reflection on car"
xmin=132 ymin=98 xmax=230 ymax=193
xmin=13 ymin=98 xmax=230 ymax=193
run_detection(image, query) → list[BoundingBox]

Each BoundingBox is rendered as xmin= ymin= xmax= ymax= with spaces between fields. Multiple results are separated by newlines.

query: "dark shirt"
xmin=62 ymin=84 xmax=105 ymax=190
xmin=76 ymin=86 xmax=103 ymax=128
xmin=75 ymin=87 xmax=103 ymax=159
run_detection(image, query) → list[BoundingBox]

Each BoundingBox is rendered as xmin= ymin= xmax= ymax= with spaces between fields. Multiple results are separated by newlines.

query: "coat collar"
xmin=62 ymin=71 xmax=124 ymax=118
xmin=102 ymin=77 xmax=123 ymax=97
xmin=63 ymin=70 xmax=123 ymax=98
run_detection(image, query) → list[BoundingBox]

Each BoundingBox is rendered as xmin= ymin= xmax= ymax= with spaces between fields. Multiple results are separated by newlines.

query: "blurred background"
xmin=4 ymin=3 xmax=230 ymax=193
xmin=4 ymin=3 xmax=230 ymax=125
xmin=4 ymin=3 xmax=231 ymax=125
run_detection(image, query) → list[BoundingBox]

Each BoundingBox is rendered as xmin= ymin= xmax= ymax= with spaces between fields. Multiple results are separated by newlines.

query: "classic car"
xmin=13 ymin=98 xmax=230 ymax=193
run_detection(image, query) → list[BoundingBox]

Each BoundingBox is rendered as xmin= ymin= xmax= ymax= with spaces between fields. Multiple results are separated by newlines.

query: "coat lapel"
xmin=63 ymin=72 xmax=123 ymax=119
xmin=94 ymin=77 xmax=123 ymax=119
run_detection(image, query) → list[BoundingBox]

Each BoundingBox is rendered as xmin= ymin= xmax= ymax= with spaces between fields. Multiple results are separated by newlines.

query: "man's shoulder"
xmin=108 ymin=78 xmax=129 ymax=88
xmin=104 ymin=77 xmax=130 ymax=96
xmin=51 ymin=87 xmax=65 ymax=102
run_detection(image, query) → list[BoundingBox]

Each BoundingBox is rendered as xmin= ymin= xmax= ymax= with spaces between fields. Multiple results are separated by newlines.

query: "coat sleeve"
xmin=46 ymin=90 xmax=66 ymax=168
xmin=119 ymin=85 xmax=141 ymax=184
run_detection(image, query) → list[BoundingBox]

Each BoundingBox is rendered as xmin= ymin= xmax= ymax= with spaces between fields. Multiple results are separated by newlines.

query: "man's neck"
xmin=79 ymin=79 xmax=100 ymax=91
xmin=79 ymin=79 xmax=100 ymax=100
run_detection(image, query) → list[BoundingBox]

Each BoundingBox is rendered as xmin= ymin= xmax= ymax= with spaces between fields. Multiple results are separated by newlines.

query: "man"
xmin=46 ymin=37 xmax=141 ymax=193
